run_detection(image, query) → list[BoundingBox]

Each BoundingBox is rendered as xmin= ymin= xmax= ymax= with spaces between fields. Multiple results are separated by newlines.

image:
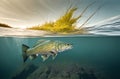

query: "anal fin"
xmin=29 ymin=54 xmax=38 ymax=60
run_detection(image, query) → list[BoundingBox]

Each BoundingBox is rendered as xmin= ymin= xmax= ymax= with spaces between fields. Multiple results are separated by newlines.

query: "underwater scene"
xmin=0 ymin=37 xmax=120 ymax=79
xmin=0 ymin=0 xmax=120 ymax=79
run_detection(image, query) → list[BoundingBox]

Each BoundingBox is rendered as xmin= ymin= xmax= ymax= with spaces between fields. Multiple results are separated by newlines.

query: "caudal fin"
xmin=22 ymin=44 xmax=29 ymax=62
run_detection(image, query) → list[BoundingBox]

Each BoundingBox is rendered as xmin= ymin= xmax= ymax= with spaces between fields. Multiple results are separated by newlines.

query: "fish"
xmin=22 ymin=39 xmax=72 ymax=62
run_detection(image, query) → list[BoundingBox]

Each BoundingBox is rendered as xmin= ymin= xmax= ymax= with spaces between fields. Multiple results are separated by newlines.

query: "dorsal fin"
xmin=33 ymin=39 xmax=48 ymax=47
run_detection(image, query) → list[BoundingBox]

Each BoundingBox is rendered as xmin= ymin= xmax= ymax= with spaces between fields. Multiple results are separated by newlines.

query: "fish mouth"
xmin=67 ymin=45 xmax=73 ymax=50
xmin=70 ymin=44 xmax=73 ymax=48
xmin=69 ymin=46 xmax=73 ymax=49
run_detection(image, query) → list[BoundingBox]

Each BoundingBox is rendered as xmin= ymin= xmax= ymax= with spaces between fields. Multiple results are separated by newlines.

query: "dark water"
xmin=0 ymin=36 xmax=120 ymax=79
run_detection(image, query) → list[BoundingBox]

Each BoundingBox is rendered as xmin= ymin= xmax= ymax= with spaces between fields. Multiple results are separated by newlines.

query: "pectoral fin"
xmin=41 ymin=54 xmax=50 ymax=61
xmin=50 ymin=51 xmax=58 ymax=60
xmin=52 ymin=54 xmax=57 ymax=60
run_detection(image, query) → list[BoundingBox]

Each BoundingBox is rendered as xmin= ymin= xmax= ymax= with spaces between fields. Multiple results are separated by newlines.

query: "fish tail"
xmin=22 ymin=44 xmax=29 ymax=62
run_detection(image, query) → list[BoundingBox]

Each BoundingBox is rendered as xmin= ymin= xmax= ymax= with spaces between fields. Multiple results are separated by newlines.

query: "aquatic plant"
xmin=25 ymin=63 xmax=101 ymax=79
xmin=28 ymin=2 xmax=100 ymax=34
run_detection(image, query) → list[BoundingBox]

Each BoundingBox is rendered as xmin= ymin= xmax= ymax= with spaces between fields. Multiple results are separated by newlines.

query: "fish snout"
xmin=66 ymin=43 xmax=73 ymax=49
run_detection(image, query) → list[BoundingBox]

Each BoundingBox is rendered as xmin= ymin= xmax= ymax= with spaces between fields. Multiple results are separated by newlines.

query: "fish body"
xmin=22 ymin=39 xmax=72 ymax=62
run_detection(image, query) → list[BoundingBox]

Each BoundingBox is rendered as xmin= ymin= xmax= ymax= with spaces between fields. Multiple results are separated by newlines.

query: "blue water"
xmin=0 ymin=36 xmax=120 ymax=79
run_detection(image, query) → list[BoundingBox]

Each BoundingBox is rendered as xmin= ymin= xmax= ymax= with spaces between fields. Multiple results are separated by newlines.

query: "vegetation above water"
xmin=28 ymin=2 xmax=100 ymax=34
xmin=0 ymin=23 xmax=11 ymax=28
xmin=28 ymin=7 xmax=83 ymax=34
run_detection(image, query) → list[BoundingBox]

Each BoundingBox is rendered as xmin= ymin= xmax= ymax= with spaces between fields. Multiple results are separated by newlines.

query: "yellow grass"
xmin=28 ymin=2 xmax=100 ymax=34
xmin=28 ymin=7 xmax=85 ymax=34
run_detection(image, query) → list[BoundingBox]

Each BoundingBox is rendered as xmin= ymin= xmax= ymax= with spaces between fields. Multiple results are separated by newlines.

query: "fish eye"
xmin=66 ymin=44 xmax=70 ymax=45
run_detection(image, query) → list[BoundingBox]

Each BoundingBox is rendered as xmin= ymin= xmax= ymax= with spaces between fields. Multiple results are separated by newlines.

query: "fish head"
xmin=59 ymin=43 xmax=73 ymax=52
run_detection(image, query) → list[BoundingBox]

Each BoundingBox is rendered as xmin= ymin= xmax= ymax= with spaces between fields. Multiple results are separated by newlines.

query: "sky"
xmin=0 ymin=0 xmax=120 ymax=28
